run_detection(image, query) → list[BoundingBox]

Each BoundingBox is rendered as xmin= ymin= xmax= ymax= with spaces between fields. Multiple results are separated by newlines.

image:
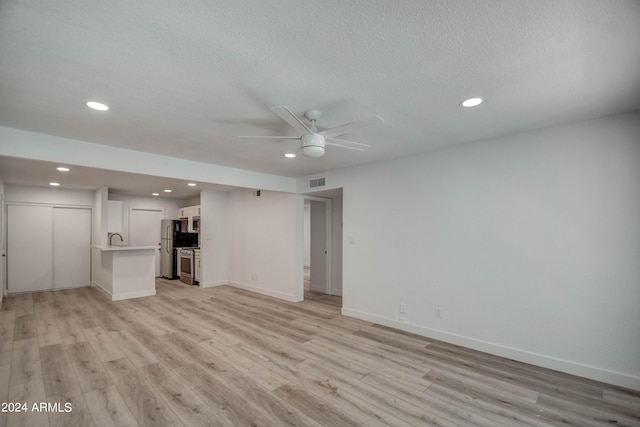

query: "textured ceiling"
xmin=1 ymin=0 xmax=640 ymax=187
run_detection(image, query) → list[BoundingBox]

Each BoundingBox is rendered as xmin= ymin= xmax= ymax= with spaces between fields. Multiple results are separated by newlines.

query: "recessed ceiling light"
xmin=187 ymin=183 xmax=196 ymax=187
xmin=164 ymin=189 xmax=172 ymax=193
xmin=49 ymin=182 xmax=60 ymax=186
xmin=86 ymin=101 xmax=109 ymax=111
xmin=284 ymin=153 xmax=296 ymax=158
xmin=152 ymin=193 xmax=159 ymax=196
xmin=460 ymin=97 xmax=483 ymax=108
xmin=56 ymin=166 xmax=70 ymax=172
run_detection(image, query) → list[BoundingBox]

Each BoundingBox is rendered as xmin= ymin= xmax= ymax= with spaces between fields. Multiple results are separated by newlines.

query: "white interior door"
xmin=8 ymin=204 xmax=53 ymax=293
xmin=309 ymin=200 xmax=328 ymax=293
xmin=53 ymin=207 xmax=91 ymax=289
xmin=130 ymin=208 xmax=163 ymax=276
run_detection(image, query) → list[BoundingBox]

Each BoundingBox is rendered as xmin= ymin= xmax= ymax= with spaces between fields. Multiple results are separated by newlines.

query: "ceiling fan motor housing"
xmin=301 ymin=133 xmax=325 ymax=158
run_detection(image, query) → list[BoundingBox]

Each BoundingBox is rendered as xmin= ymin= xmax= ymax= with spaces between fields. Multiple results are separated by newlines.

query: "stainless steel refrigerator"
xmin=161 ymin=219 xmax=198 ymax=279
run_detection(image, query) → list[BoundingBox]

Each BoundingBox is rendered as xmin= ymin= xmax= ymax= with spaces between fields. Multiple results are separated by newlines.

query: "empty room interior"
xmin=0 ymin=1 xmax=639 ymax=426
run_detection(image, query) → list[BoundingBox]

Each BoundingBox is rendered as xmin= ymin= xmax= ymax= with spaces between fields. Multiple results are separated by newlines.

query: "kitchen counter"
xmin=91 ymin=246 xmax=157 ymax=301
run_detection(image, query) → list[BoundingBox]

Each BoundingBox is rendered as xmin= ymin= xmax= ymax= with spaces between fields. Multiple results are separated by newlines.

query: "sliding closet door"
xmin=7 ymin=204 xmax=53 ymax=293
xmin=53 ymin=207 xmax=91 ymax=289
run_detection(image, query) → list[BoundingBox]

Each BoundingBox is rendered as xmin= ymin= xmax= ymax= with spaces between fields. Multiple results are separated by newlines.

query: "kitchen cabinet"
xmin=179 ymin=205 xmax=200 ymax=219
xmin=92 ymin=245 xmax=157 ymax=301
xmin=179 ymin=205 xmax=201 ymax=232
xmin=107 ymin=200 xmax=123 ymax=233
xmin=195 ymin=249 xmax=201 ymax=283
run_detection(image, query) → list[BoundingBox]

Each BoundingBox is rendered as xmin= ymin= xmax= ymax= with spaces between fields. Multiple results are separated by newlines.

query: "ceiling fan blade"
xmin=238 ymin=136 xmax=300 ymax=140
xmin=271 ymin=106 xmax=311 ymax=134
xmin=326 ymin=137 xmax=371 ymax=151
xmin=320 ymin=115 xmax=383 ymax=138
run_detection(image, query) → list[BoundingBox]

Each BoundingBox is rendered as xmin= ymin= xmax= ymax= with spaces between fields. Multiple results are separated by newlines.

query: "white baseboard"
xmin=341 ymin=307 xmax=640 ymax=391
xmin=111 ymin=289 xmax=156 ymax=301
xmin=92 ymin=281 xmax=155 ymax=301
xmin=199 ymin=280 xmax=228 ymax=288
xmin=229 ymin=281 xmax=301 ymax=302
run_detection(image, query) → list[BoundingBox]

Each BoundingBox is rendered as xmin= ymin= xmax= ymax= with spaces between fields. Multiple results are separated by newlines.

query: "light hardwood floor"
xmin=1 ymin=279 xmax=638 ymax=426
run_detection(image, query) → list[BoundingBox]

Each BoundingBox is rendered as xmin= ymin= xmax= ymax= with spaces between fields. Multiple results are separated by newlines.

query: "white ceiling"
xmin=1 ymin=1 xmax=639 ymax=194
xmin=0 ymin=156 xmax=238 ymax=199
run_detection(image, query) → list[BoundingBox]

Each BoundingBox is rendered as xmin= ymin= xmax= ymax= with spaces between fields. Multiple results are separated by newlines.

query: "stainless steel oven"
xmin=179 ymin=248 xmax=197 ymax=285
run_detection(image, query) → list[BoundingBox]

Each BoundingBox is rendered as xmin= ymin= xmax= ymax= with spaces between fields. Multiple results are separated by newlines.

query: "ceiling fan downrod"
xmin=304 ymin=109 xmax=321 ymax=133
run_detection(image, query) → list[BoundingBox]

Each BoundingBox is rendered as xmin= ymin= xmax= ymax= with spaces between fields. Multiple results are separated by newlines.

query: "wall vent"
xmin=309 ymin=177 xmax=326 ymax=188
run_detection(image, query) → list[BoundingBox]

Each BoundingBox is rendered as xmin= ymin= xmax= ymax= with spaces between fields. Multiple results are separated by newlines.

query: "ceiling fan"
xmin=239 ymin=106 xmax=383 ymax=158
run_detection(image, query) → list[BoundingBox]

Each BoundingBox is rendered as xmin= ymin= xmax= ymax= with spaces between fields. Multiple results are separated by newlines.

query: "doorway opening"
xmin=302 ymin=191 xmax=343 ymax=307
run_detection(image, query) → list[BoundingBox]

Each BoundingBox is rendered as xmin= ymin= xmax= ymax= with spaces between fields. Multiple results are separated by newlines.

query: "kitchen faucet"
xmin=109 ymin=233 xmax=124 ymax=246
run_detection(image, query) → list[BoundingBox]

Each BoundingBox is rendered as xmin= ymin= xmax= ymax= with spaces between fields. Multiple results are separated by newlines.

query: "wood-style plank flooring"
xmin=1 ymin=279 xmax=639 ymax=426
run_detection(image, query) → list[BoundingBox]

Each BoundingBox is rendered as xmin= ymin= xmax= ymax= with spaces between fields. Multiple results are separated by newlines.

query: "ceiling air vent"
xmin=309 ymin=177 xmax=326 ymax=188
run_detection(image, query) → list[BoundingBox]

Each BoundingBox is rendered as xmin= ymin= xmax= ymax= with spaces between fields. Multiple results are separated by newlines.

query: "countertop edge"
xmin=91 ymin=245 xmax=158 ymax=251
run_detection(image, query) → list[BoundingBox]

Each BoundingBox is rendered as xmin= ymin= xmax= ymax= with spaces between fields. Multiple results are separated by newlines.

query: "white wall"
xmin=183 ymin=196 xmax=201 ymax=207
xmin=199 ymin=189 xmax=228 ymax=287
xmin=5 ymin=184 xmax=94 ymax=207
xmin=109 ymin=193 xmax=185 ymax=218
xmin=0 ymin=126 xmax=296 ymax=193
xmin=107 ymin=193 xmax=186 ymax=245
xmin=297 ymin=111 xmax=640 ymax=390
xmin=227 ymin=189 xmax=302 ymax=301
xmin=92 ymin=188 xmax=108 ymax=291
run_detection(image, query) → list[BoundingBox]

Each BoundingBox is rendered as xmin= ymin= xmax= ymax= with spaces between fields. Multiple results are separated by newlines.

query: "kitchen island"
xmin=91 ymin=245 xmax=158 ymax=301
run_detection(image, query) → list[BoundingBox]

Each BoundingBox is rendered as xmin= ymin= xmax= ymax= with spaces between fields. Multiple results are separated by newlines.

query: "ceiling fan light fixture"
xmin=301 ymin=133 xmax=325 ymax=158
xmin=301 ymin=146 xmax=324 ymax=158
xmin=284 ymin=153 xmax=296 ymax=158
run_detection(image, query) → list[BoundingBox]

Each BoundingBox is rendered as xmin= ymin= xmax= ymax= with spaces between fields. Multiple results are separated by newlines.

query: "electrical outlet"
xmin=398 ymin=304 xmax=407 ymax=322
xmin=435 ymin=307 xmax=442 ymax=319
